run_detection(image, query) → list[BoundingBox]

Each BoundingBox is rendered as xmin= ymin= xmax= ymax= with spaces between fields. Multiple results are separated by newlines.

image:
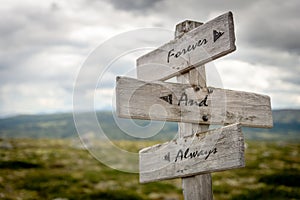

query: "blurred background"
xmin=0 ymin=0 xmax=299 ymax=199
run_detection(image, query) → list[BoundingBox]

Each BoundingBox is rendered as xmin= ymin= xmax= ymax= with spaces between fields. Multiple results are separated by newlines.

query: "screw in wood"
xmin=194 ymin=86 xmax=200 ymax=91
xmin=207 ymin=88 xmax=213 ymax=94
xmin=202 ymin=115 xmax=209 ymax=122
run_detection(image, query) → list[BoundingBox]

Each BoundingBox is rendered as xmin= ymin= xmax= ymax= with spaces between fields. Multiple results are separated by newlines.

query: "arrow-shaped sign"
xmin=116 ymin=76 xmax=273 ymax=128
xmin=137 ymin=12 xmax=236 ymax=81
xmin=139 ymin=123 xmax=245 ymax=183
xmin=213 ymin=30 xmax=224 ymax=42
xmin=160 ymin=94 xmax=173 ymax=105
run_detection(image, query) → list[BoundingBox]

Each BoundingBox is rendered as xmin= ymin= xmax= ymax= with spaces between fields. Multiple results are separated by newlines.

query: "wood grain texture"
xmin=139 ymin=123 xmax=245 ymax=183
xmin=116 ymin=76 xmax=273 ymax=128
xmin=175 ymin=21 xmax=213 ymax=200
xmin=182 ymin=174 xmax=212 ymax=200
xmin=136 ymin=12 xmax=236 ymax=81
xmin=178 ymin=67 xmax=213 ymax=200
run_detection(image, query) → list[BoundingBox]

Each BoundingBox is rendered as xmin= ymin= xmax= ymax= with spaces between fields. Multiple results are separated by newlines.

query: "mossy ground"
xmin=0 ymin=139 xmax=299 ymax=199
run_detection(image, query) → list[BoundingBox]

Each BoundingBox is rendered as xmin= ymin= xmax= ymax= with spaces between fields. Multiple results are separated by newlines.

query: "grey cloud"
xmin=237 ymin=0 xmax=300 ymax=54
xmin=282 ymin=74 xmax=300 ymax=87
xmin=150 ymin=0 xmax=255 ymax=28
xmin=0 ymin=3 xmax=89 ymax=53
xmin=0 ymin=3 xmax=88 ymax=83
xmin=1 ymin=0 xmax=300 ymax=115
xmin=107 ymin=0 xmax=163 ymax=12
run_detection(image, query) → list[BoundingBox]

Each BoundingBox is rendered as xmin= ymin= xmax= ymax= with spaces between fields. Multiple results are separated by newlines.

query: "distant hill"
xmin=243 ymin=109 xmax=300 ymax=141
xmin=0 ymin=110 xmax=299 ymax=141
xmin=0 ymin=112 xmax=177 ymax=141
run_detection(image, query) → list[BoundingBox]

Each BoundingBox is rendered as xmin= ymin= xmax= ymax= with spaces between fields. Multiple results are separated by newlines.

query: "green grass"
xmin=0 ymin=138 xmax=299 ymax=199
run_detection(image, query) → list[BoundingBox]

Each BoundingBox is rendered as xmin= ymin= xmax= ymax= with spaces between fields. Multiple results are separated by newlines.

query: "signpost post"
xmin=115 ymin=12 xmax=273 ymax=199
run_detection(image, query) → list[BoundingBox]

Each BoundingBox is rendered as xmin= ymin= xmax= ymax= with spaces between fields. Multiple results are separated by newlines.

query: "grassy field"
xmin=0 ymin=138 xmax=299 ymax=200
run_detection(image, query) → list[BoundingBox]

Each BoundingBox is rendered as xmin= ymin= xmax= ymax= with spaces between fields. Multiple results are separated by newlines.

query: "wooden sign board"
xmin=139 ymin=123 xmax=244 ymax=183
xmin=137 ymin=12 xmax=236 ymax=81
xmin=116 ymin=76 xmax=273 ymax=128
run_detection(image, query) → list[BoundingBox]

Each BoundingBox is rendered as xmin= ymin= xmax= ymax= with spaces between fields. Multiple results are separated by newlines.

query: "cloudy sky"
xmin=0 ymin=0 xmax=299 ymax=116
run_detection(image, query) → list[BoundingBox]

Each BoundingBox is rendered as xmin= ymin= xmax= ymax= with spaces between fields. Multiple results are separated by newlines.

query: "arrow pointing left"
xmin=160 ymin=94 xmax=172 ymax=105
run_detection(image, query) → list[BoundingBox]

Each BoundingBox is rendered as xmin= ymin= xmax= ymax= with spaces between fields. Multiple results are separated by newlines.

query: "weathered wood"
xmin=116 ymin=76 xmax=273 ymax=128
xmin=182 ymin=174 xmax=212 ymax=200
xmin=178 ymin=67 xmax=213 ymax=200
xmin=137 ymin=12 xmax=236 ymax=81
xmin=139 ymin=123 xmax=245 ymax=183
xmin=175 ymin=20 xmax=213 ymax=200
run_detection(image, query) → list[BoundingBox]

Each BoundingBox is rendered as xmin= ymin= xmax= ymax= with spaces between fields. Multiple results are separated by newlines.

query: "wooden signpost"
xmin=139 ymin=123 xmax=244 ymax=183
xmin=115 ymin=11 xmax=273 ymax=199
xmin=137 ymin=12 xmax=236 ymax=81
xmin=116 ymin=76 xmax=273 ymax=128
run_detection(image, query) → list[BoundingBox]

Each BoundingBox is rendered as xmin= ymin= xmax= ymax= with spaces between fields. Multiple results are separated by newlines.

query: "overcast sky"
xmin=0 ymin=0 xmax=299 ymax=116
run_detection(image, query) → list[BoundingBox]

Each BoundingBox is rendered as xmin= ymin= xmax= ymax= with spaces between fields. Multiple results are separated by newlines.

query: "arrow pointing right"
xmin=213 ymin=30 xmax=224 ymax=42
